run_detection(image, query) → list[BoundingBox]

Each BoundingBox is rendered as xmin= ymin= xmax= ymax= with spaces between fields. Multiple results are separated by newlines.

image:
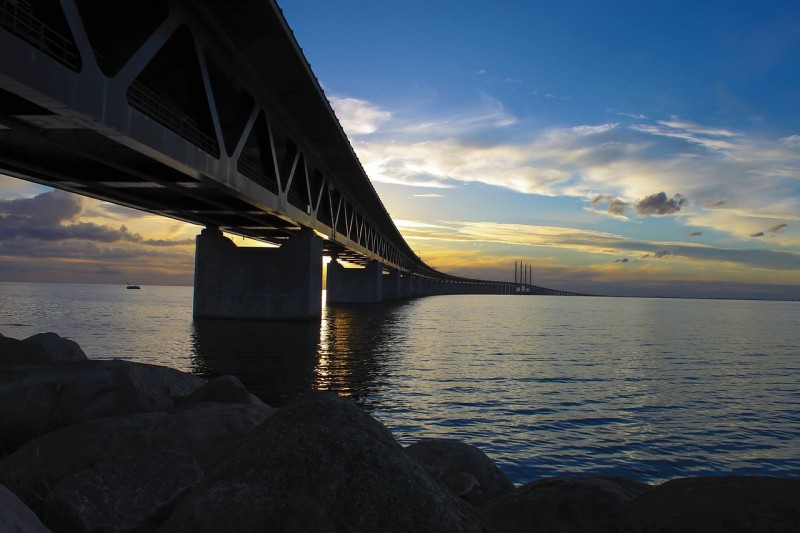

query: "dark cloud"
xmin=96 ymin=266 xmax=123 ymax=275
xmin=0 ymin=190 xmax=190 ymax=247
xmin=615 ymin=257 xmax=629 ymax=263
xmin=750 ymin=231 xmax=765 ymax=237
xmin=767 ymin=223 xmax=788 ymax=233
xmin=687 ymin=231 xmax=702 ymax=236
xmin=642 ymin=249 xmax=672 ymax=259
xmin=592 ymin=195 xmax=628 ymax=216
xmin=635 ymin=192 xmax=686 ymax=215
xmin=0 ymin=190 xmax=82 ymax=225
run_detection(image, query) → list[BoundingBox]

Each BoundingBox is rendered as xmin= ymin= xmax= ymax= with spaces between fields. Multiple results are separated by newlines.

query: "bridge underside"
xmin=1 ymin=0 xmax=578 ymax=319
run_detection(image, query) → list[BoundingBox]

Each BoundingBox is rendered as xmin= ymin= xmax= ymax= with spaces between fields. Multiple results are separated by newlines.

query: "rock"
xmin=405 ymin=438 xmax=515 ymax=506
xmin=162 ymin=392 xmax=485 ymax=532
xmin=179 ymin=374 xmax=263 ymax=406
xmin=618 ymin=476 xmax=800 ymax=532
xmin=0 ymin=482 xmax=49 ymax=533
xmin=0 ymin=335 xmax=46 ymax=367
xmin=0 ymin=359 xmax=204 ymax=452
xmin=48 ymin=449 xmax=204 ymax=533
xmin=0 ymin=402 xmax=275 ymax=519
xmin=0 ymin=332 xmax=88 ymax=367
xmin=481 ymin=475 xmax=650 ymax=533
xmin=23 ymin=332 xmax=89 ymax=364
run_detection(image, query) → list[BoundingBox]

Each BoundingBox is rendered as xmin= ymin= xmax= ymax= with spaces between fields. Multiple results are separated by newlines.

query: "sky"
xmin=1 ymin=0 xmax=799 ymax=299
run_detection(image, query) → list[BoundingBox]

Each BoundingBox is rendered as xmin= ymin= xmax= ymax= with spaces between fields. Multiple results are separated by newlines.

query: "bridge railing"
xmin=0 ymin=0 xmax=80 ymax=71
xmin=126 ymin=80 xmax=221 ymax=158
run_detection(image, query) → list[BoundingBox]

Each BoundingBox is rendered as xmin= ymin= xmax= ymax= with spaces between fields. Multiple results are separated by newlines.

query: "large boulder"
xmin=49 ymin=449 xmax=204 ymax=533
xmin=618 ymin=476 xmax=800 ymax=532
xmin=162 ymin=392 xmax=485 ymax=532
xmin=481 ymin=475 xmax=650 ymax=533
xmin=0 ymin=359 xmax=204 ymax=452
xmin=179 ymin=374 xmax=263 ymax=406
xmin=0 ymin=482 xmax=49 ymax=533
xmin=0 ymin=332 xmax=88 ymax=367
xmin=0 ymin=402 xmax=275 ymax=523
xmin=405 ymin=438 xmax=515 ymax=506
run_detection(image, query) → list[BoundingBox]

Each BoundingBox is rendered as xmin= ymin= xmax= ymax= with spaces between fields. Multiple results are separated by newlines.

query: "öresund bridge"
xmin=0 ymin=0 xmax=579 ymax=319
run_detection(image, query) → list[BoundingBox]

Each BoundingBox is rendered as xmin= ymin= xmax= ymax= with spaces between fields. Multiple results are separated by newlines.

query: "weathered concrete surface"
xmin=326 ymin=259 xmax=383 ymax=303
xmin=194 ymin=227 xmax=323 ymax=319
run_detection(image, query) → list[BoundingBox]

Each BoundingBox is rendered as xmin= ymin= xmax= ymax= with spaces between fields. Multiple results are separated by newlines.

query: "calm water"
xmin=1 ymin=281 xmax=798 ymax=484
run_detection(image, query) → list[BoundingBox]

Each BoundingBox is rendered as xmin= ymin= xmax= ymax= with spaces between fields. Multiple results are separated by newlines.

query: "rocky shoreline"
xmin=1 ymin=331 xmax=798 ymax=532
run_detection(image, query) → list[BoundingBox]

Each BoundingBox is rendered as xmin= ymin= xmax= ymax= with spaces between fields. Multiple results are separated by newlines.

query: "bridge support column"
xmin=382 ymin=268 xmax=402 ymax=300
xmin=326 ymin=259 xmax=383 ymax=303
xmin=193 ymin=227 xmax=322 ymax=320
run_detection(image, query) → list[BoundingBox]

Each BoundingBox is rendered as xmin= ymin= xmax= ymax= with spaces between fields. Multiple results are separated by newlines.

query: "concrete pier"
xmin=382 ymin=268 xmax=402 ymax=300
xmin=326 ymin=259 xmax=383 ymax=303
xmin=193 ymin=227 xmax=323 ymax=319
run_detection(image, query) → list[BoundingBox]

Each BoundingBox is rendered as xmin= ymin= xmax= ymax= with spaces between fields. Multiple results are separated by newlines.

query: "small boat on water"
xmin=126 ymin=283 xmax=141 ymax=290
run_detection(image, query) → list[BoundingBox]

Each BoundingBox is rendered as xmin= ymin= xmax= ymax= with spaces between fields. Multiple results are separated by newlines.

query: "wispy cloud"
xmin=331 ymin=96 xmax=800 ymax=241
xmin=396 ymin=219 xmax=800 ymax=272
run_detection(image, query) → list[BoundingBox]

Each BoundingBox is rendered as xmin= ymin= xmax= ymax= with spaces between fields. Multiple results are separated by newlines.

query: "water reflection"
xmin=316 ymin=301 xmax=410 ymax=406
xmin=190 ymin=318 xmax=319 ymax=406
xmin=190 ymin=300 xmax=411 ymax=407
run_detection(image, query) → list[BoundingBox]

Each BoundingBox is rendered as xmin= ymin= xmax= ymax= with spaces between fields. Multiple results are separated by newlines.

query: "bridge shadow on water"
xmin=189 ymin=300 xmax=412 ymax=407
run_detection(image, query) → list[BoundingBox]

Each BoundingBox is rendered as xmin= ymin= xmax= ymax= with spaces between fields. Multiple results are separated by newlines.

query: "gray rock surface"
xmin=48 ymin=449 xmax=203 ymax=533
xmin=162 ymin=392 xmax=485 ymax=532
xmin=22 ymin=332 xmax=88 ymax=364
xmin=0 ymin=359 xmax=204 ymax=453
xmin=618 ymin=475 xmax=800 ymax=532
xmin=405 ymin=438 xmax=515 ymax=506
xmin=0 ymin=482 xmax=50 ymax=533
xmin=0 ymin=402 xmax=275 ymax=519
xmin=0 ymin=332 xmax=88 ymax=367
xmin=179 ymin=374 xmax=263 ymax=406
xmin=481 ymin=475 xmax=650 ymax=533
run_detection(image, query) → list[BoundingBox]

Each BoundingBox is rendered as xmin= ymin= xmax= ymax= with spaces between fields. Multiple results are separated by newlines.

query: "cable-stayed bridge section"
xmin=0 ymin=0 xmax=574 ymax=319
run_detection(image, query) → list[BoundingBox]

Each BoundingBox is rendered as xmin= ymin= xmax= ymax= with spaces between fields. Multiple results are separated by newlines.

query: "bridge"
xmin=0 ymin=0 xmax=579 ymax=319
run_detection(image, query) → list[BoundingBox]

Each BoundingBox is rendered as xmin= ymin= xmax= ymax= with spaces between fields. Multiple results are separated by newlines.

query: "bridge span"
xmin=1 ymin=0 xmax=579 ymax=318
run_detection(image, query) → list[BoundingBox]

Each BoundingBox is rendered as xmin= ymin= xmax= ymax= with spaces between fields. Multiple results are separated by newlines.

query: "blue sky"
xmin=1 ymin=0 xmax=799 ymax=298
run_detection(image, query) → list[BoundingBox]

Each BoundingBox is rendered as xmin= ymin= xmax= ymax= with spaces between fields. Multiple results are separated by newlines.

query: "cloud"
xmin=413 ymin=193 xmax=443 ymax=198
xmin=642 ymin=249 xmax=672 ymax=259
xmin=0 ymin=189 xmax=191 ymax=246
xmin=687 ymin=231 xmax=702 ymax=236
xmin=397 ymin=219 xmax=800 ymax=271
xmin=330 ymin=94 xmax=800 ymax=240
xmin=750 ymin=232 xmax=765 ymax=237
xmin=615 ymin=257 xmax=629 ymax=263
xmin=96 ymin=266 xmax=123 ymax=275
xmin=635 ymin=192 xmax=686 ymax=216
xmin=0 ymin=189 xmax=82 ymax=225
xmin=768 ymin=223 xmax=788 ymax=233
xmin=592 ymin=195 xmax=628 ymax=216
xmin=329 ymin=96 xmax=391 ymax=135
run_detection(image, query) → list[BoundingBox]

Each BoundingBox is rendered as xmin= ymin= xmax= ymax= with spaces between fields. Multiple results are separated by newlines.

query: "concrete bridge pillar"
xmin=326 ymin=259 xmax=383 ymax=303
xmin=382 ymin=268 xmax=402 ymax=300
xmin=193 ymin=227 xmax=323 ymax=319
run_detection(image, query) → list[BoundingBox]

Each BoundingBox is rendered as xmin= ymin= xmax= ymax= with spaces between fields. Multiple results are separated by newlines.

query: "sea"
xmin=1 ymin=281 xmax=798 ymax=485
